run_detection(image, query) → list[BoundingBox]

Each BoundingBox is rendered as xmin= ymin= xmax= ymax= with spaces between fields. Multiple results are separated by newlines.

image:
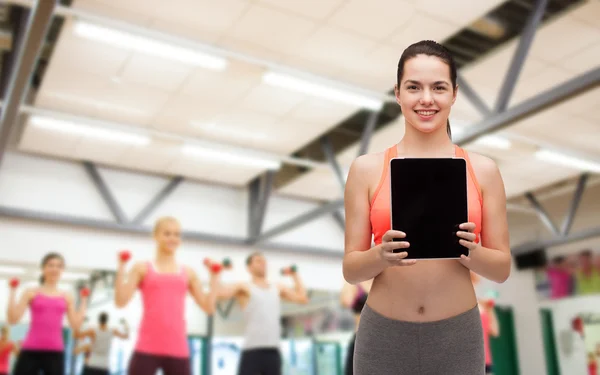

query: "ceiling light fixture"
xmin=262 ymin=72 xmax=384 ymax=110
xmin=181 ymin=144 xmax=282 ymax=170
xmin=535 ymin=149 xmax=600 ymax=173
xmin=30 ymin=116 xmax=151 ymax=146
xmin=0 ymin=266 xmax=26 ymax=275
xmin=473 ymin=135 xmax=512 ymax=149
xmin=73 ymin=21 xmax=228 ymax=70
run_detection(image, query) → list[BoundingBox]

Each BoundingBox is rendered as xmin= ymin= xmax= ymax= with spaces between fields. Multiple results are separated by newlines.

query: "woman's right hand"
xmin=378 ymin=230 xmax=417 ymax=267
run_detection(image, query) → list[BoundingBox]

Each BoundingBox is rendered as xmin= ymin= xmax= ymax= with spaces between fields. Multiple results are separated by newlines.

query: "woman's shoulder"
xmin=350 ymin=150 xmax=387 ymax=179
xmin=462 ymin=149 xmax=502 ymax=186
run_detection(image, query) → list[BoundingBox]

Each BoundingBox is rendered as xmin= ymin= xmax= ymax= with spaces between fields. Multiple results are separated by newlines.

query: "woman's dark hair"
xmin=99 ymin=312 xmax=109 ymax=325
xmin=396 ymin=40 xmax=457 ymax=139
xmin=39 ymin=252 xmax=65 ymax=284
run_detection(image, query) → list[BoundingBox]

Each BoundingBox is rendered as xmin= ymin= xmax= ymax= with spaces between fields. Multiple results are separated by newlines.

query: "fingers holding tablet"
xmin=380 ymin=230 xmax=417 ymax=267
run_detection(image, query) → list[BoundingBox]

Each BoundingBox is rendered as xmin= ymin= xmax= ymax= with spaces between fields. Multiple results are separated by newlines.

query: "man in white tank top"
xmin=74 ymin=312 xmax=129 ymax=375
xmin=216 ymin=252 xmax=309 ymax=375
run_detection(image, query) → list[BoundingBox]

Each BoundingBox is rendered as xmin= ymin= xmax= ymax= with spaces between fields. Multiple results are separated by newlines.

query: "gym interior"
xmin=0 ymin=0 xmax=598 ymax=374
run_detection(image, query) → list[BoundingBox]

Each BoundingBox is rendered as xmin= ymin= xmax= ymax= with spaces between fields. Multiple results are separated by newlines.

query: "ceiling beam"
xmin=0 ymin=205 xmax=344 ymax=259
xmin=132 ymin=176 xmax=184 ymax=225
xmin=495 ymin=0 xmax=548 ymax=112
xmin=0 ymin=0 xmax=56 ymax=167
xmin=512 ymin=225 xmax=600 ymax=255
xmin=455 ymin=66 xmax=600 ymax=146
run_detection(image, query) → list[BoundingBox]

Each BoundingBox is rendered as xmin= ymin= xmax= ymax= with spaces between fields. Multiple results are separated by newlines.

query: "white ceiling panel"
xmin=328 ymin=0 xmax=416 ymax=40
xmin=179 ymin=61 xmax=263 ymax=104
xmin=49 ymin=20 xmax=130 ymax=78
xmin=150 ymin=93 xmax=229 ymax=135
xmin=389 ymin=11 xmax=459 ymax=50
xmin=341 ymin=44 xmax=401 ymax=92
xmin=416 ymin=0 xmax=504 ymax=27
xmin=256 ymin=0 xmax=345 ymax=21
xmin=116 ymin=140 xmax=181 ymax=175
xmin=560 ymin=42 xmax=600 ymax=76
xmin=529 ymin=15 xmax=600 ymax=64
xmin=19 ymin=125 xmax=81 ymax=159
xmin=119 ymin=54 xmax=194 ymax=92
xmin=72 ymin=137 xmax=131 ymax=165
xmin=278 ymin=167 xmax=342 ymax=202
xmin=152 ymin=0 xmax=249 ymax=42
xmin=238 ymin=83 xmax=308 ymax=117
xmin=290 ymin=25 xmax=378 ymax=69
xmin=227 ymin=4 xmax=318 ymax=55
xmin=73 ymin=0 xmax=155 ymax=25
xmin=286 ymin=98 xmax=358 ymax=129
xmin=568 ymin=0 xmax=600 ymax=29
xmin=163 ymin=155 xmax=263 ymax=186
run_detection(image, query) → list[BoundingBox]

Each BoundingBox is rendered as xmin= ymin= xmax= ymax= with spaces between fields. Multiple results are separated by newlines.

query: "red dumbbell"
xmin=203 ymin=258 xmax=222 ymax=274
xmin=80 ymin=287 xmax=90 ymax=297
xmin=119 ymin=250 xmax=131 ymax=263
xmin=9 ymin=278 xmax=19 ymax=289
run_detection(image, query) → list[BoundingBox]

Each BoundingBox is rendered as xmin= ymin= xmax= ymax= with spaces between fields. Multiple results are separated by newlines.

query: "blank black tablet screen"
xmin=390 ymin=158 xmax=468 ymax=259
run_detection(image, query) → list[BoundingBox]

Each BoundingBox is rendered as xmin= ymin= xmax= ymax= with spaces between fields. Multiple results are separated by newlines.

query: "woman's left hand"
xmin=456 ymin=222 xmax=479 ymax=263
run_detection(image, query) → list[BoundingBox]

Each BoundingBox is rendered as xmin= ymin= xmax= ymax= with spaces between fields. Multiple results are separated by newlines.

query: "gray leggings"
xmin=354 ymin=304 xmax=485 ymax=375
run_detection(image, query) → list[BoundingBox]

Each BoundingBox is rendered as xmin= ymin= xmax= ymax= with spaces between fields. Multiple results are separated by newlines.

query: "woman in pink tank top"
xmin=114 ymin=216 xmax=220 ymax=375
xmin=0 ymin=325 xmax=18 ymax=375
xmin=7 ymin=252 xmax=88 ymax=375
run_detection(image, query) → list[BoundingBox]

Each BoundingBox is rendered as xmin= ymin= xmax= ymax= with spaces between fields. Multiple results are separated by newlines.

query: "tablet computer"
xmin=389 ymin=157 xmax=468 ymax=260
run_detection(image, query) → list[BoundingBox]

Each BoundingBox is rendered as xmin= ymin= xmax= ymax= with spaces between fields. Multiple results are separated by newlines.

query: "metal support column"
xmin=358 ymin=111 xmax=379 ymax=157
xmin=455 ymin=66 xmax=600 ymax=146
xmin=320 ymin=136 xmax=346 ymax=193
xmin=253 ymin=199 xmax=344 ymax=244
xmin=205 ymin=315 xmax=214 ymax=375
xmin=456 ymin=74 xmax=492 ymax=116
xmin=495 ymin=0 xmax=548 ymax=112
xmin=248 ymin=171 xmax=274 ymax=240
xmin=132 ymin=176 xmax=184 ymax=224
xmin=0 ymin=0 xmax=56 ymax=167
xmin=525 ymin=192 xmax=559 ymax=235
xmin=560 ymin=173 xmax=588 ymax=236
xmin=83 ymin=161 xmax=128 ymax=224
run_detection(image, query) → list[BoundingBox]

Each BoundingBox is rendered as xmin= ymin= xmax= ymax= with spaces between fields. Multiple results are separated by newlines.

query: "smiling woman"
xmin=342 ymin=40 xmax=511 ymax=375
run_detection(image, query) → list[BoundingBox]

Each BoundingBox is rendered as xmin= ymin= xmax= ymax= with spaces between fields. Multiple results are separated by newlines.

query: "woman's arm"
xmin=114 ymin=261 xmax=145 ymax=308
xmin=65 ymin=293 xmax=87 ymax=331
xmin=343 ymin=155 xmax=415 ymax=284
xmin=457 ymin=154 xmax=511 ymax=283
xmin=7 ymin=288 xmax=34 ymax=325
xmin=187 ymin=267 xmax=219 ymax=315
xmin=340 ymin=282 xmax=357 ymax=308
xmin=73 ymin=328 xmax=95 ymax=340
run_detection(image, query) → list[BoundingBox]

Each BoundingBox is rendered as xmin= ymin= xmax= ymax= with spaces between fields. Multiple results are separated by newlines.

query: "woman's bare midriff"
xmin=366 ymin=260 xmax=477 ymax=322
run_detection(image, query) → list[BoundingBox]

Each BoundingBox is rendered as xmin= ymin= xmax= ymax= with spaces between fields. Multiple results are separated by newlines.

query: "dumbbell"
xmin=80 ymin=287 xmax=90 ymax=298
xmin=203 ymin=258 xmax=223 ymax=274
xmin=119 ymin=250 xmax=131 ymax=263
xmin=484 ymin=299 xmax=495 ymax=309
xmin=281 ymin=264 xmax=298 ymax=275
xmin=9 ymin=278 xmax=19 ymax=289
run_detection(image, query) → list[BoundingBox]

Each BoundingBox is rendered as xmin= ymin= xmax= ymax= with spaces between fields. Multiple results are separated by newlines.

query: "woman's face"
xmin=42 ymin=257 xmax=64 ymax=284
xmin=154 ymin=220 xmax=181 ymax=253
xmin=395 ymin=54 xmax=457 ymax=135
